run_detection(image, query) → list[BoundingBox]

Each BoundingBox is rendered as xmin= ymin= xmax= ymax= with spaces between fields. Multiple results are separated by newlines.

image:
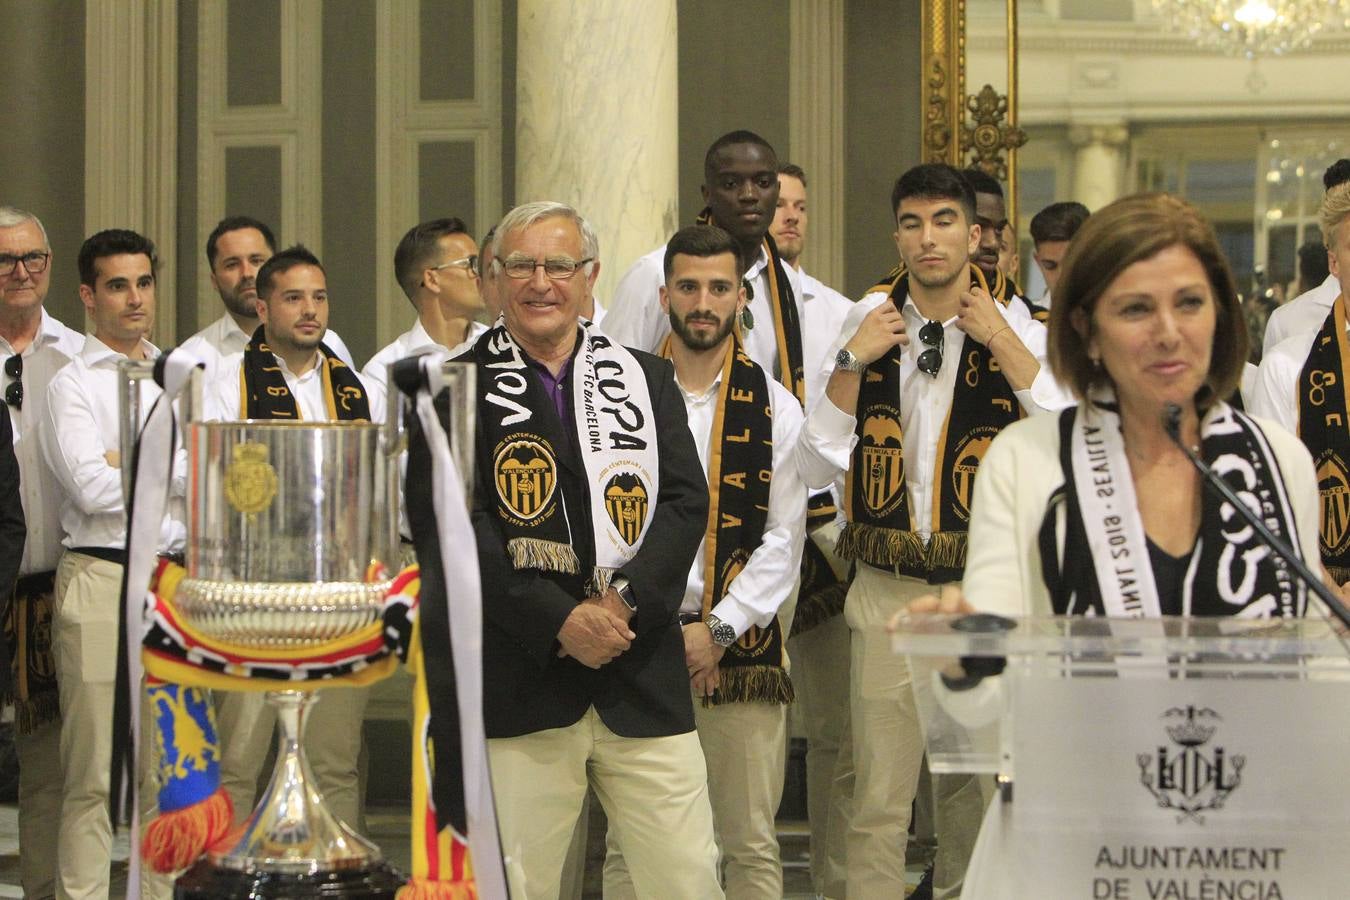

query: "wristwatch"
xmin=609 ymin=576 xmax=637 ymax=612
xmin=834 ymin=347 xmax=867 ymax=373
xmin=705 ymin=613 xmax=737 ymax=648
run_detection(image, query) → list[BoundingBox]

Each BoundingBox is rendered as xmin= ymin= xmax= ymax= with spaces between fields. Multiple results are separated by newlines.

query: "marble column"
xmin=515 ymin=0 xmax=679 ymax=303
xmin=1069 ymin=123 xmax=1129 ymax=212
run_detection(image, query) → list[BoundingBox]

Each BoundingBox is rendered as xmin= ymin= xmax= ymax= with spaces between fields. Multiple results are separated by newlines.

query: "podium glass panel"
xmin=892 ymin=613 xmax=1350 ymax=898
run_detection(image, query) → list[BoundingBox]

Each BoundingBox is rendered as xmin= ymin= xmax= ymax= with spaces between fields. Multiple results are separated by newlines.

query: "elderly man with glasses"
xmin=0 ymin=206 xmax=83 ymax=900
xmin=362 ymin=217 xmax=488 ymax=407
xmin=453 ymin=200 xmax=721 ymax=899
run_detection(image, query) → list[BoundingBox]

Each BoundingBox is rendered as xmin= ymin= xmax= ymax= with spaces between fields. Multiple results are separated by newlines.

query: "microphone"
xmin=1162 ymin=402 xmax=1350 ymax=629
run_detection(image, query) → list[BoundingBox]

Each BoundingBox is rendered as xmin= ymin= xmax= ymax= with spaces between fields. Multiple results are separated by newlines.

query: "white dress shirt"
xmin=1 ymin=310 xmax=84 ymax=574
xmin=212 ymin=347 xmax=385 ymax=425
xmin=605 ymin=244 xmax=804 ymax=380
xmin=1262 ymin=274 xmax=1339 ymax=356
xmin=796 ymin=290 xmax=1074 ymax=540
xmin=797 ymin=269 xmax=854 ymax=416
xmin=179 ymin=311 xmax=356 ymax=381
xmin=361 ymin=317 xmax=487 ymax=411
xmin=677 ymin=368 xmax=807 ymax=638
xmin=1249 ymin=297 xmax=1346 ymax=434
xmin=41 ymin=335 xmax=186 ymax=552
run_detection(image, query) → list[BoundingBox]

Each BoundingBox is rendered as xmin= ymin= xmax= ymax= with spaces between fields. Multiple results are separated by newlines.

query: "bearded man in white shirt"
xmin=211 ymin=245 xmax=383 ymax=834
xmin=41 ymin=228 xmax=185 ymax=900
xmin=179 ymin=216 xmax=355 ymax=374
xmin=0 ymin=206 xmax=84 ymax=899
xmin=798 ymin=163 xmax=1069 ymax=899
xmin=603 ymin=225 xmax=806 ymax=899
xmin=362 ymin=217 xmax=488 ymax=406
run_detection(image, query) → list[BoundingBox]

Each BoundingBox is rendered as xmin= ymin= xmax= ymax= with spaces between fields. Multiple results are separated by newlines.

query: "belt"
xmin=70 ymin=547 xmax=186 ymax=568
xmin=15 ymin=570 xmax=55 ymax=597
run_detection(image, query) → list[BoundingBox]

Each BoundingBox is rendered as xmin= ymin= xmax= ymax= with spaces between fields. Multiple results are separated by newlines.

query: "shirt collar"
xmin=745 ymin=244 xmax=771 ymax=281
xmin=675 ymin=366 xmax=725 ymax=405
xmin=81 ymin=333 xmax=159 ymax=365
xmin=276 ymin=350 xmax=325 ymax=380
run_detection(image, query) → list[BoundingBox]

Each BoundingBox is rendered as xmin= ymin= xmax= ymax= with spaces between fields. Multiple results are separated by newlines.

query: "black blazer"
xmin=471 ymin=349 xmax=709 ymax=740
xmin=0 ymin=405 xmax=27 ymax=696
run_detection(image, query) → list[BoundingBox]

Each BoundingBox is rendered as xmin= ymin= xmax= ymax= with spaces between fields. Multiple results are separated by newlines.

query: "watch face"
xmin=711 ymin=622 xmax=737 ymax=647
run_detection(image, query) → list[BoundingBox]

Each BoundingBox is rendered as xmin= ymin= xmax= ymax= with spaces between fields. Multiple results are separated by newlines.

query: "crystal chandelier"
xmin=1152 ymin=0 xmax=1348 ymax=58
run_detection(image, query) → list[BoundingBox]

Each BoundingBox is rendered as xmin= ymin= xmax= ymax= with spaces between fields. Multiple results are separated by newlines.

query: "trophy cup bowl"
xmin=172 ymin=419 xmax=406 ymax=899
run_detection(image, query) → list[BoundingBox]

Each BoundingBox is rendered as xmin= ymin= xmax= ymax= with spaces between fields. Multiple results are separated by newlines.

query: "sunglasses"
xmin=916 ymin=320 xmax=944 ymax=377
xmin=4 ymin=354 xmax=21 ymax=409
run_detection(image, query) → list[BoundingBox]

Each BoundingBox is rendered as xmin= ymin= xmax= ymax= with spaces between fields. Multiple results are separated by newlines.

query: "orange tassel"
xmin=397 ymin=877 xmax=479 ymax=900
xmin=141 ymin=787 xmax=234 ymax=873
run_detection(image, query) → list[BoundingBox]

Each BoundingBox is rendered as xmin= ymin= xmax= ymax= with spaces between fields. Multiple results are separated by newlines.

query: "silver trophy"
xmin=121 ymin=358 xmax=476 ymax=898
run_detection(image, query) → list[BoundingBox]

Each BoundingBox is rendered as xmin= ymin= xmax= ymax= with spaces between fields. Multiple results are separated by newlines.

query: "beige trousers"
xmin=788 ymin=611 xmax=853 ymax=898
xmin=844 ymin=564 xmax=987 ymax=899
xmin=215 ymin=684 xmax=371 ymax=831
xmin=52 ymin=550 xmax=169 ymax=900
xmin=17 ymin=717 xmax=61 ymax=899
xmin=604 ymin=691 xmax=787 ymax=899
xmin=489 ymin=706 xmax=722 ymax=900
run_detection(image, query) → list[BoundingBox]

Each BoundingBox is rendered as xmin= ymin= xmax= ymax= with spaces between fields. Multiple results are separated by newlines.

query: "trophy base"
xmin=173 ymin=858 xmax=406 ymax=899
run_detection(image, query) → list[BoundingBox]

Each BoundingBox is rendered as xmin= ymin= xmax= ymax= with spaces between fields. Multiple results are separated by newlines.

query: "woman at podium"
xmin=960 ymin=193 xmax=1323 ymax=620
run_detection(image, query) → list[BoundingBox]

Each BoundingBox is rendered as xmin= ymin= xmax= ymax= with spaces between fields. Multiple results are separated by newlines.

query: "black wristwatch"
xmin=610 ymin=576 xmax=637 ymax=612
xmin=705 ymin=613 xmax=737 ymax=648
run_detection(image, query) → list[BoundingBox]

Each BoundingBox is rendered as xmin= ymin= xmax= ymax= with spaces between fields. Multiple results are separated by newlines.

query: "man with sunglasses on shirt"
xmin=797 ymin=164 xmax=1066 ymax=899
xmin=0 ymin=206 xmax=83 ymax=900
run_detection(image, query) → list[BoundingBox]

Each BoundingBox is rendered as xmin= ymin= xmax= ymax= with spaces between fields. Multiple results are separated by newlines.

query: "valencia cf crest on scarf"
xmin=1316 ymin=451 xmax=1350 ymax=556
xmin=494 ymin=435 xmax=558 ymax=523
xmin=1296 ymin=296 xmax=1350 ymax=582
xmin=604 ymin=471 xmax=649 ymax=546
xmin=860 ymin=411 xmax=906 ymax=516
xmin=949 ymin=427 xmax=999 ymax=523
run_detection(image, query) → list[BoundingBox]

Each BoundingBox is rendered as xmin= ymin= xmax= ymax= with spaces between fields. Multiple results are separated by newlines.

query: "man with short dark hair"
xmin=1263 ymin=159 xmax=1350 ymax=354
xmin=463 ymin=201 xmax=720 ymax=900
xmin=362 ymin=217 xmax=488 ymax=404
xmin=210 ymin=245 xmax=382 ymax=832
xmin=180 ymin=216 xmax=354 ymax=373
xmin=604 ymin=225 xmax=805 ymax=898
xmin=606 ymin=130 xmax=805 ymax=404
xmin=0 ymin=206 xmax=82 ymax=900
xmin=799 ymin=164 xmax=1067 ymax=898
xmin=42 ymin=228 xmax=184 ymax=899
xmin=1028 ymin=200 xmax=1090 ymax=306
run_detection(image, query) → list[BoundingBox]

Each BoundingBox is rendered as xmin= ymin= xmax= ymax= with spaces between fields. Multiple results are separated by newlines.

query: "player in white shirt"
xmin=362 ymin=217 xmax=488 ymax=409
xmin=41 ymin=229 xmax=184 ymax=900
xmin=179 ymin=216 xmax=354 ymax=377
xmin=210 ymin=246 xmax=382 ymax=834
xmin=604 ymin=225 xmax=805 ymax=900
xmin=0 ymin=206 xmax=84 ymax=899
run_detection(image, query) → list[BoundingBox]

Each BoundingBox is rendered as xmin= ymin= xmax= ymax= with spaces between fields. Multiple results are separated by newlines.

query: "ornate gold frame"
xmin=920 ymin=0 xmax=1023 ymax=224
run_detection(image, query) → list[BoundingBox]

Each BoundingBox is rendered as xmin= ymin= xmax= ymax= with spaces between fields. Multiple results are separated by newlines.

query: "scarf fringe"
xmin=398 ymin=877 xmax=479 ymax=899
xmin=506 ymin=538 xmax=579 ymax=574
xmin=835 ymin=523 xmax=925 ymax=568
xmin=1329 ymin=566 xmax=1349 ymax=587
xmin=141 ymin=787 xmax=234 ymax=873
xmin=706 ymin=664 xmax=794 ymax=707
xmin=926 ymin=531 xmax=968 ymax=570
xmin=14 ymin=692 xmax=60 ymax=736
xmin=789 ymin=583 xmax=848 ymax=638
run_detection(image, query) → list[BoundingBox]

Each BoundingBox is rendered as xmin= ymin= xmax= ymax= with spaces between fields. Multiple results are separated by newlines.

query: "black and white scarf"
xmin=1041 ymin=395 xmax=1307 ymax=618
xmin=469 ymin=320 xmax=660 ymax=585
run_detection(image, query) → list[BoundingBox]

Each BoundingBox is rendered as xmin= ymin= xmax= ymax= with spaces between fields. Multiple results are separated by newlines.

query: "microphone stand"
xmin=1163 ymin=402 xmax=1350 ymax=630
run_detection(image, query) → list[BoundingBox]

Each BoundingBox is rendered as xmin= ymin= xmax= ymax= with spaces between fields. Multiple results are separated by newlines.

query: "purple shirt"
xmin=528 ymin=355 xmax=575 ymax=443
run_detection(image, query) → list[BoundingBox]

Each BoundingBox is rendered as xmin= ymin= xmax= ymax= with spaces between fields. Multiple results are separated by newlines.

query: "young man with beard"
xmin=210 ymin=245 xmax=382 ymax=833
xmin=605 ymin=130 xmax=806 ymax=405
xmin=41 ymin=229 xmax=184 ymax=899
xmin=0 ymin=206 xmax=83 ymax=899
xmin=180 ymin=216 xmax=354 ymax=375
xmin=603 ymin=225 xmax=806 ymax=899
xmin=798 ymin=164 xmax=1067 ymax=898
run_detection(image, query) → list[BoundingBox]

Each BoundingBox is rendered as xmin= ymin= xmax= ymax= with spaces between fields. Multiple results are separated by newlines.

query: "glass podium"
xmin=891 ymin=613 xmax=1350 ymax=898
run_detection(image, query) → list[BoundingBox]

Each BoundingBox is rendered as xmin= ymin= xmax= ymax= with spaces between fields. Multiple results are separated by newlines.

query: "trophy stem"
xmin=174 ymin=689 xmax=404 ymax=898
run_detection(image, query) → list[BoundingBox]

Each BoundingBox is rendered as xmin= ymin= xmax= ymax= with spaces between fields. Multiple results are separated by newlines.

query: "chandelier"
xmin=1152 ymin=0 xmax=1347 ymax=58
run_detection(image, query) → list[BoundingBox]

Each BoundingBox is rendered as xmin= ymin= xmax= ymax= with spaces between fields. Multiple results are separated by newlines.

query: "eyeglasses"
xmin=0 ymin=252 xmax=50 ymax=277
xmin=498 ymin=256 xmax=594 ymax=280
xmin=429 ymin=255 xmax=479 ymax=277
xmin=4 ymin=354 xmax=21 ymax=410
xmin=916 ymin=320 xmax=944 ymax=377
